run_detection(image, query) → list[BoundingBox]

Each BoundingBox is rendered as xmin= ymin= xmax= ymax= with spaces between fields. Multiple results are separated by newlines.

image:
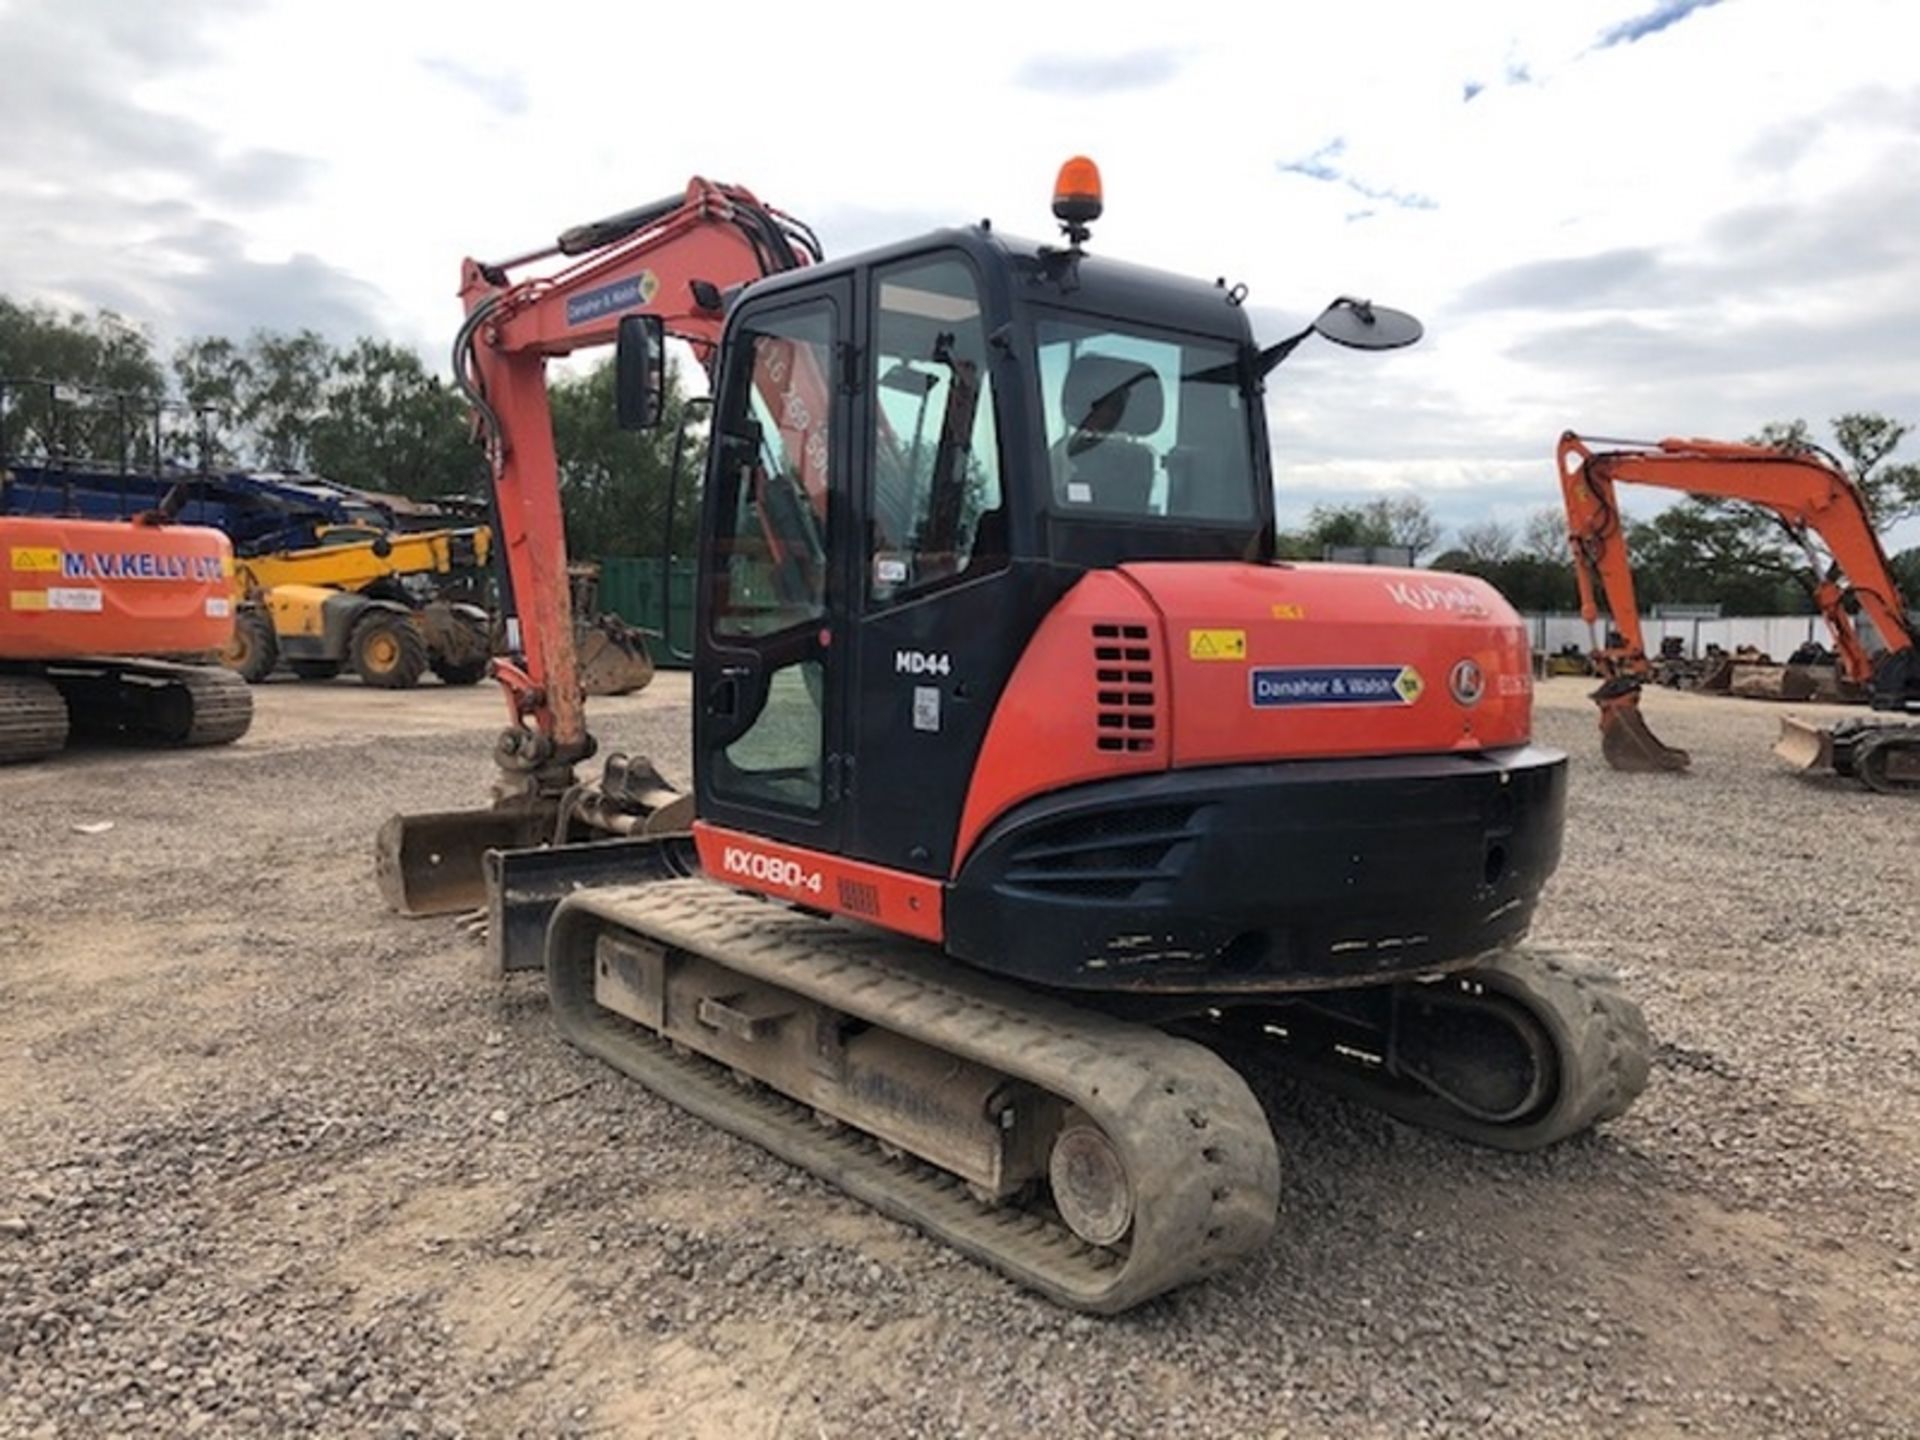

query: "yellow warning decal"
xmin=1394 ymin=666 xmax=1425 ymax=703
xmin=1188 ymin=628 xmax=1247 ymax=661
xmin=10 ymin=590 xmax=48 ymax=610
xmin=1270 ymin=602 xmax=1307 ymax=621
xmin=10 ymin=547 xmax=60 ymax=572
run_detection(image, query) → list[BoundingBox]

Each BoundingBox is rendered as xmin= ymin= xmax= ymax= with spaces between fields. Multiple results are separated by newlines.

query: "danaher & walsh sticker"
xmin=1251 ymin=665 xmax=1423 ymax=708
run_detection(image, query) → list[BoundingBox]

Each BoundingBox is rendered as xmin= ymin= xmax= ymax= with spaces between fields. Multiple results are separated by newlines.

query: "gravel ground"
xmin=2 ymin=674 xmax=1916 ymax=1439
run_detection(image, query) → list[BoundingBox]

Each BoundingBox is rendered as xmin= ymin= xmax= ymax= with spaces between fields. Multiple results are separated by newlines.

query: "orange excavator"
xmin=375 ymin=167 xmax=1653 ymax=1312
xmin=1557 ymin=432 xmax=1919 ymax=792
xmin=0 ymin=504 xmax=253 ymax=762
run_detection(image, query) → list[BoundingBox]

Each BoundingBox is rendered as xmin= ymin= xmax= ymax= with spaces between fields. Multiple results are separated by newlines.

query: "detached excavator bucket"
xmin=1773 ymin=715 xmax=1836 ymax=774
xmin=375 ymin=806 xmax=557 ymax=916
xmin=575 ymin=618 xmax=656 ymax=697
xmin=1597 ymin=702 xmax=1691 ymax=773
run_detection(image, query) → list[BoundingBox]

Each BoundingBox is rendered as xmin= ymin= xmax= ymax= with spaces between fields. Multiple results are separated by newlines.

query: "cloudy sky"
xmin=2 ymin=0 xmax=1916 ymax=543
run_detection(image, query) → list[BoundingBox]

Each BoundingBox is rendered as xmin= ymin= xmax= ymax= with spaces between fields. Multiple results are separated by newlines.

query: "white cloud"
xmin=2 ymin=0 xmax=1917 ymax=546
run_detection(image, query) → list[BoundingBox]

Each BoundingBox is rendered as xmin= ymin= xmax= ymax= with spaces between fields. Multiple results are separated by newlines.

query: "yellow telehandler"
xmin=222 ymin=526 xmax=494 ymax=688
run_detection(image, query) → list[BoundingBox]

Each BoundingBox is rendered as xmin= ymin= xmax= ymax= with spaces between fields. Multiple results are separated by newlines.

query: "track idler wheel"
xmin=1247 ymin=946 xmax=1652 ymax=1153
xmin=1388 ymin=948 xmax=1650 ymax=1149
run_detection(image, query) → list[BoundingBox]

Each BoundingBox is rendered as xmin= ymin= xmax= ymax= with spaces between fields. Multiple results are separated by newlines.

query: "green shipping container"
xmin=596 ymin=556 xmax=696 ymax=667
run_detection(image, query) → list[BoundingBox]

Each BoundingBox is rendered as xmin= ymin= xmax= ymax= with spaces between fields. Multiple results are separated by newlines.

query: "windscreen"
xmin=1036 ymin=315 xmax=1257 ymax=523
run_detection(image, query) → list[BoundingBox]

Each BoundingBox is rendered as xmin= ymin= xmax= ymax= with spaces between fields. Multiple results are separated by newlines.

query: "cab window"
xmin=867 ymin=256 xmax=1006 ymax=605
xmin=1036 ymin=315 xmax=1256 ymax=523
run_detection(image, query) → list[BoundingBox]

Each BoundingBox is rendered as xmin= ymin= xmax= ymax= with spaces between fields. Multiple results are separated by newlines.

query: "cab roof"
xmin=739 ymin=225 xmax=1256 ymax=345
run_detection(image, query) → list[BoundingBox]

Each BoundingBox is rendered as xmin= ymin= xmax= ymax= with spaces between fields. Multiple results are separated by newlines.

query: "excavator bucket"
xmin=575 ymin=617 xmax=657 ymax=697
xmin=374 ymin=806 xmax=557 ymax=916
xmin=1597 ymin=702 xmax=1691 ymax=773
xmin=1773 ymin=715 xmax=1836 ymax=773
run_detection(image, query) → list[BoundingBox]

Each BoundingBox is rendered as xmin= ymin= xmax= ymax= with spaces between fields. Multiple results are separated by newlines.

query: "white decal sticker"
xmin=205 ymin=596 xmax=232 ymax=618
xmin=1066 ymin=481 xmax=1092 ymax=504
xmin=913 ymin=685 xmax=941 ymax=733
xmin=720 ymin=845 xmax=824 ymax=895
xmin=894 ymin=650 xmax=951 ymax=677
xmin=875 ymin=556 xmax=908 ymax=585
xmin=48 ymin=587 xmax=103 ymax=612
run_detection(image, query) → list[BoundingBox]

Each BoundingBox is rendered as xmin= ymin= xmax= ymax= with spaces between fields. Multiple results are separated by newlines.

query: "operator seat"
xmin=1056 ymin=354 xmax=1163 ymax=514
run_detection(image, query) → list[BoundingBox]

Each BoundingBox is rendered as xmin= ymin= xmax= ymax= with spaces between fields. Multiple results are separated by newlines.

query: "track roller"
xmin=544 ymin=880 xmax=1281 ymax=1313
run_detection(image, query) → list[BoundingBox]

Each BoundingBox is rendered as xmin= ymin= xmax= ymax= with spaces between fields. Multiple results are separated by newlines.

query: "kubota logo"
xmin=721 ymin=845 xmax=824 ymax=895
xmin=1449 ymin=658 xmax=1485 ymax=706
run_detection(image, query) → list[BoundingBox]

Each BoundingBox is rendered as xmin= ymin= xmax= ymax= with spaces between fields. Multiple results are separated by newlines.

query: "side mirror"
xmin=615 ymin=313 xmax=666 ymax=431
xmin=1258 ymin=296 xmax=1424 ymax=375
xmin=1312 ymin=297 xmax=1423 ymax=351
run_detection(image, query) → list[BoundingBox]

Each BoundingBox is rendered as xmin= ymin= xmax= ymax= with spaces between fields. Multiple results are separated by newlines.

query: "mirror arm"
xmin=1256 ymin=326 xmax=1317 ymax=376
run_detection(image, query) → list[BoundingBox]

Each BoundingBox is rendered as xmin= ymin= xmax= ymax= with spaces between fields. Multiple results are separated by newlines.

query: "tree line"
xmin=3 ymin=294 xmax=1914 ymax=609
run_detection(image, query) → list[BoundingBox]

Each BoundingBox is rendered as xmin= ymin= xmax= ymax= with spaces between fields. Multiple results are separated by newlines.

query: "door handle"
xmin=709 ymin=664 xmax=751 ymax=720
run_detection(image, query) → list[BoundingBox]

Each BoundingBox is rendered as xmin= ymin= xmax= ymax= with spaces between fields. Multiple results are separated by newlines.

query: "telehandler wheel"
xmin=430 ymin=656 xmax=490 ymax=686
xmin=350 ymin=614 xmax=428 ymax=689
xmin=222 ymin=609 xmax=279 ymax=684
xmin=288 ymin=659 xmax=343 ymax=682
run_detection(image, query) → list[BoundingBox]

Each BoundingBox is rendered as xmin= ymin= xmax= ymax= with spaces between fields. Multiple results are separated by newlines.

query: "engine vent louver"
xmin=1001 ymin=803 xmax=1203 ymax=900
xmin=1092 ymin=622 xmax=1156 ymax=754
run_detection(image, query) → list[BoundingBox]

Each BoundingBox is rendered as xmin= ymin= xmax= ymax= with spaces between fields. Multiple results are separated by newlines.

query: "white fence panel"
xmin=1523 ymin=613 xmax=1826 ymax=659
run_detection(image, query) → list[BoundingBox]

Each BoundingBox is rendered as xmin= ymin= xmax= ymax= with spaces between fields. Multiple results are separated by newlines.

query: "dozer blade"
xmin=1598 ymin=703 xmax=1690 ymax=772
xmin=575 ymin=620 xmax=656 ymax=697
xmin=375 ymin=806 xmax=556 ymax=916
xmin=1773 ymin=715 xmax=1836 ymax=774
xmin=484 ymin=834 xmax=691 ymax=975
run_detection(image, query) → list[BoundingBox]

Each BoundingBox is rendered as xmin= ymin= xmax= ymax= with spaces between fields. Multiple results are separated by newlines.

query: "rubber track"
xmin=1277 ymin=944 xmax=1652 ymax=1152
xmin=169 ymin=663 xmax=254 ymax=746
xmin=1856 ymin=729 xmax=1920 ymax=794
xmin=0 ymin=675 xmax=69 ymax=763
xmin=547 ymin=880 xmax=1281 ymax=1314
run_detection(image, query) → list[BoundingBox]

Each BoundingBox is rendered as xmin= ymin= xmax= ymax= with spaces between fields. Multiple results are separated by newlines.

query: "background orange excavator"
xmin=1557 ymin=432 xmax=1919 ymax=792
xmin=0 ymin=501 xmax=253 ymax=762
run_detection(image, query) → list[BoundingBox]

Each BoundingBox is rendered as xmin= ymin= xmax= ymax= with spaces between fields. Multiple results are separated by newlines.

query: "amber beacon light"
xmin=1052 ymin=156 xmax=1102 ymax=245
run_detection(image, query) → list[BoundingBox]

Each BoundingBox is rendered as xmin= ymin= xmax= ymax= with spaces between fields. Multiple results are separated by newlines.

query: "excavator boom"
xmin=379 ymin=179 xmax=820 ymax=914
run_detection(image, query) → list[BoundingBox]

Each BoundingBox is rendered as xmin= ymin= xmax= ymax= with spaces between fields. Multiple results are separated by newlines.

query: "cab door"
xmin=694 ymin=283 xmax=853 ymax=852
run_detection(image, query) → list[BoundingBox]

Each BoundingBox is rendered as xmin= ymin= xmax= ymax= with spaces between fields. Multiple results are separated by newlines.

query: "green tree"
xmin=1456 ymin=517 xmax=1516 ymax=565
xmin=173 ymin=335 xmax=256 ymax=464
xmin=548 ymin=357 xmax=703 ymax=560
xmin=306 ymin=339 xmax=477 ymax=500
xmin=1616 ymin=507 xmax=1801 ymax=613
xmin=1890 ymin=546 xmax=1920 ymax=605
xmin=0 ymin=298 xmax=167 ymax=466
xmin=1278 ymin=495 xmax=1438 ymax=559
xmin=1521 ymin=507 xmax=1567 ymax=562
xmin=243 ymin=330 xmax=331 ymax=471
xmin=1755 ymin=414 xmax=1920 ymax=529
